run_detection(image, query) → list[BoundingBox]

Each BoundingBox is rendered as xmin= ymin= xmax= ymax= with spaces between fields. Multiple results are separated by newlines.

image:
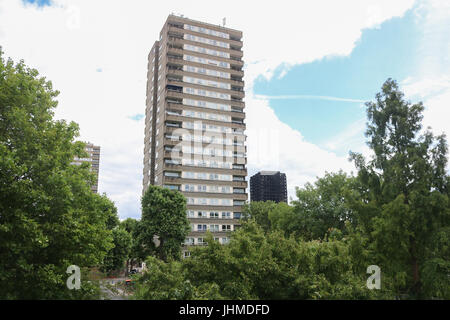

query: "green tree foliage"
xmin=242 ymin=201 xmax=278 ymax=232
xmin=291 ymin=171 xmax=356 ymax=240
xmin=0 ymin=49 xmax=115 ymax=299
xmin=137 ymin=185 xmax=190 ymax=262
xmin=119 ymin=218 xmax=141 ymax=273
xmin=133 ymin=256 xmax=223 ymax=300
xmin=134 ymin=221 xmax=386 ymax=300
xmin=348 ymin=79 xmax=450 ymax=299
xmin=101 ymin=227 xmax=132 ymax=275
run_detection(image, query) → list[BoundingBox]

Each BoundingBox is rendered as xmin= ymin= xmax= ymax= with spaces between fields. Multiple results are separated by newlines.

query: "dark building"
xmin=250 ymin=171 xmax=287 ymax=203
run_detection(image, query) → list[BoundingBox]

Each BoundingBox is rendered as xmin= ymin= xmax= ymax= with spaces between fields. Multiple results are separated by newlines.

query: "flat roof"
xmin=167 ymin=14 xmax=243 ymax=35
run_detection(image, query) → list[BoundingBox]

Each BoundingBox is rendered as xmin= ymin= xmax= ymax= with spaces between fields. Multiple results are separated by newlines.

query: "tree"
xmin=290 ymin=171 xmax=356 ymax=240
xmin=242 ymin=201 xmax=278 ymax=232
xmin=133 ymin=256 xmax=223 ymax=300
xmin=120 ymin=218 xmax=140 ymax=274
xmin=134 ymin=221 xmax=386 ymax=300
xmin=0 ymin=49 xmax=115 ymax=299
xmin=101 ymin=227 xmax=132 ymax=275
xmin=348 ymin=78 xmax=450 ymax=299
xmin=138 ymin=185 xmax=190 ymax=262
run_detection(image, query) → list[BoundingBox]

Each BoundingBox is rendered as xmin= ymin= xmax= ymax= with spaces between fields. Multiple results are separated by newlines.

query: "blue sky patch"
xmin=254 ymin=8 xmax=421 ymax=154
xmin=22 ymin=0 xmax=52 ymax=7
xmin=128 ymin=114 xmax=144 ymax=121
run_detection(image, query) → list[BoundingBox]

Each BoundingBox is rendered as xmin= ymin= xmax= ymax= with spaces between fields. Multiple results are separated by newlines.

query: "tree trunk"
xmin=410 ymin=237 xmax=421 ymax=298
xmin=159 ymin=238 xmax=166 ymax=262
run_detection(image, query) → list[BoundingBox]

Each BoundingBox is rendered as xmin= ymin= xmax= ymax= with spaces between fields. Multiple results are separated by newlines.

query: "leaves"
xmin=0 ymin=50 xmax=115 ymax=299
xmin=137 ymin=185 xmax=190 ymax=262
xmin=349 ymin=79 xmax=450 ymax=299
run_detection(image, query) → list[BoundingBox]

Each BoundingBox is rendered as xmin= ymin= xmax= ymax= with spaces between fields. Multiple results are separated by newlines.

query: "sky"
xmin=0 ymin=0 xmax=449 ymax=219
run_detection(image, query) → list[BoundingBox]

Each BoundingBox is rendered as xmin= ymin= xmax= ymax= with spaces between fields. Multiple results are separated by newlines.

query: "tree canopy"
xmin=0 ymin=49 xmax=116 ymax=299
xmin=137 ymin=185 xmax=190 ymax=262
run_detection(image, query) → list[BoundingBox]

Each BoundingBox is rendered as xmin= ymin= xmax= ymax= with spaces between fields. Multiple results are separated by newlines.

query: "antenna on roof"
xmin=223 ymin=17 xmax=226 ymax=27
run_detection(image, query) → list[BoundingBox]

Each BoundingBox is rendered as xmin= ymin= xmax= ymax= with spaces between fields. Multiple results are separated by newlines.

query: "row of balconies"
xmin=166 ymin=55 xmax=244 ymax=78
xmin=164 ymin=120 xmax=246 ymax=136
xmin=166 ymin=66 xmax=244 ymax=87
xmin=167 ymin=27 xmax=243 ymax=54
xmin=165 ymin=114 xmax=246 ymax=131
xmin=165 ymin=73 xmax=245 ymax=97
xmin=163 ymin=133 xmax=245 ymax=146
xmin=164 ymin=89 xmax=245 ymax=109
xmin=166 ymin=45 xmax=244 ymax=69
xmin=165 ymin=80 xmax=245 ymax=101
xmin=165 ymin=188 xmax=248 ymax=199
xmin=165 ymin=109 xmax=245 ymax=125
xmin=163 ymin=162 xmax=247 ymax=177
xmin=163 ymin=175 xmax=247 ymax=188
xmin=167 ymin=31 xmax=243 ymax=54
xmin=167 ymin=24 xmax=243 ymax=46
xmin=166 ymin=102 xmax=245 ymax=119
xmin=163 ymin=170 xmax=246 ymax=182
xmin=161 ymin=136 xmax=243 ymax=153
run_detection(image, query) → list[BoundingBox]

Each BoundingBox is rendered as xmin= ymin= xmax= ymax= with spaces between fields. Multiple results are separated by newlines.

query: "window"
xmin=184 ymin=24 xmax=230 ymax=39
xmin=234 ymin=200 xmax=245 ymax=206
xmin=183 ymin=54 xmax=230 ymax=69
xmin=183 ymin=76 xmax=230 ymax=90
xmin=210 ymin=225 xmax=219 ymax=232
xmin=183 ymin=251 xmax=191 ymax=258
xmin=220 ymin=199 xmax=231 ymax=206
xmin=210 ymin=212 xmax=219 ymax=219
xmin=163 ymin=184 xmax=179 ymax=191
xmin=222 ymin=212 xmax=231 ymax=219
xmin=197 ymin=224 xmax=207 ymax=232
xmin=222 ymin=225 xmax=231 ymax=232
xmin=184 ymin=33 xmax=230 ymax=49
xmin=164 ymin=171 xmax=180 ymax=178
xmin=187 ymin=210 xmax=195 ymax=218
xmin=198 ymin=211 xmax=207 ymax=218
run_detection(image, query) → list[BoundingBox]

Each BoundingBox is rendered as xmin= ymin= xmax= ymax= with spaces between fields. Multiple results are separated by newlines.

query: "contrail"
xmin=253 ymin=94 xmax=367 ymax=103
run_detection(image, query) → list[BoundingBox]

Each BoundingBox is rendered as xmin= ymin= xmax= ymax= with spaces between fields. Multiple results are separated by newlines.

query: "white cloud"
xmin=400 ymin=0 xmax=450 ymax=145
xmin=245 ymin=94 xmax=356 ymax=202
xmin=0 ymin=0 xmax=416 ymax=217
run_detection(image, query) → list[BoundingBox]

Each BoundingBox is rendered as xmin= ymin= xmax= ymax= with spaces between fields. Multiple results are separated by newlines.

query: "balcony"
xmin=168 ymin=23 xmax=184 ymax=30
xmin=166 ymin=110 xmax=182 ymax=117
xmin=165 ymin=121 xmax=182 ymax=128
xmin=231 ymin=106 xmax=244 ymax=112
xmin=167 ymin=84 xmax=183 ymax=93
xmin=168 ymin=36 xmax=244 ymax=59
